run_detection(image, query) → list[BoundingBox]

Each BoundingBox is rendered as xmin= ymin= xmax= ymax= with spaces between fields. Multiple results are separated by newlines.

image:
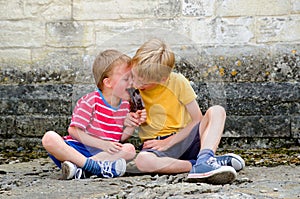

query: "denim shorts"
xmin=48 ymin=138 xmax=103 ymax=169
xmin=141 ymin=123 xmax=200 ymax=161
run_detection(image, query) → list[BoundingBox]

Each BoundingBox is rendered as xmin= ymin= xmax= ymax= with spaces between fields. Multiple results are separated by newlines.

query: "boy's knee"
xmin=208 ymin=105 xmax=226 ymax=117
xmin=134 ymin=152 xmax=153 ymax=172
xmin=42 ymin=131 xmax=58 ymax=148
xmin=122 ymin=143 xmax=136 ymax=159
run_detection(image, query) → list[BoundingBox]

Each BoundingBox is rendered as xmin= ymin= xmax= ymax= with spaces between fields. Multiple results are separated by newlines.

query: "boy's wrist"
xmin=125 ymin=125 xmax=136 ymax=130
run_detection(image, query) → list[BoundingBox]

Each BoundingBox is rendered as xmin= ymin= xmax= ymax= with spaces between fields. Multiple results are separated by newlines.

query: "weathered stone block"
xmin=0 ymin=84 xmax=73 ymax=116
xmin=94 ymin=22 xmax=192 ymax=53
xmin=0 ymin=1 xmax=25 ymax=19
xmin=216 ymin=0 xmax=290 ymax=16
xmin=17 ymin=99 xmax=71 ymax=116
xmin=0 ymin=68 xmax=74 ymax=85
xmin=169 ymin=18 xmax=214 ymax=44
xmin=211 ymin=17 xmax=255 ymax=44
xmin=191 ymin=82 xmax=300 ymax=116
xmin=46 ymin=21 xmax=94 ymax=47
xmin=73 ymin=0 xmax=181 ymax=20
xmin=0 ymin=21 xmax=45 ymax=48
xmin=176 ymin=51 xmax=299 ymax=83
xmin=15 ymin=115 xmax=70 ymax=138
xmin=292 ymin=0 xmax=300 ymax=13
xmin=223 ymin=82 xmax=300 ymax=115
xmin=72 ymin=84 xmax=97 ymax=106
xmin=0 ymin=84 xmax=73 ymax=101
xmin=291 ymin=116 xmax=300 ymax=138
xmin=0 ymin=100 xmax=18 ymax=115
xmin=225 ymin=82 xmax=300 ymax=101
xmin=0 ymin=138 xmax=42 ymax=150
xmin=182 ymin=0 xmax=214 ymax=17
xmin=0 ymin=49 xmax=31 ymax=65
xmin=0 ymin=0 xmax=71 ymax=20
xmin=0 ymin=116 xmax=16 ymax=138
xmin=31 ymin=48 xmax=86 ymax=77
xmin=257 ymin=16 xmax=300 ymax=43
xmin=226 ymin=99 xmax=298 ymax=116
xmin=224 ymin=116 xmax=291 ymax=138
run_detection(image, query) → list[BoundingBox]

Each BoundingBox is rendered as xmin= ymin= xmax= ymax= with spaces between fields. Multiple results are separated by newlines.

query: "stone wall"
xmin=0 ymin=0 xmax=299 ymax=150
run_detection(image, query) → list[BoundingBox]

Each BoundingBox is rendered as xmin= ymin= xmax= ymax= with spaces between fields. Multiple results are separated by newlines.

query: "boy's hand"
xmin=103 ymin=141 xmax=123 ymax=154
xmin=124 ymin=109 xmax=146 ymax=127
xmin=137 ymin=109 xmax=146 ymax=124
xmin=143 ymin=139 xmax=170 ymax=151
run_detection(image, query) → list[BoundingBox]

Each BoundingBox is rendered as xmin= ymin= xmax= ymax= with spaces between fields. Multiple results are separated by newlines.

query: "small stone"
xmin=273 ymin=188 xmax=279 ymax=192
xmin=240 ymin=177 xmax=251 ymax=183
xmin=260 ymin=189 xmax=267 ymax=193
xmin=0 ymin=170 xmax=7 ymax=174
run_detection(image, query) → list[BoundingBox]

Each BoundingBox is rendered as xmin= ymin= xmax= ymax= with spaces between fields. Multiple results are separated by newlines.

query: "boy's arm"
xmin=168 ymin=100 xmax=203 ymax=145
xmin=143 ymin=100 xmax=202 ymax=151
xmin=68 ymin=126 xmax=123 ymax=153
xmin=121 ymin=126 xmax=136 ymax=142
xmin=121 ymin=109 xmax=147 ymax=142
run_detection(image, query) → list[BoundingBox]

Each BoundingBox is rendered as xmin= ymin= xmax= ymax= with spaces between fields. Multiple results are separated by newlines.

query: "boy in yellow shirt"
xmin=126 ymin=39 xmax=245 ymax=184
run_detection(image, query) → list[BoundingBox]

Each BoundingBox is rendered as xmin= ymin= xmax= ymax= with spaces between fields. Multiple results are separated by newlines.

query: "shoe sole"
xmin=225 ymin=153 xmax=246 ymax=171
xmin=116 ymin=158 xmax=127 ymax=177
xmin=187 ymin=166 xmax=237 ymax=185
xmin=61 ymin=161 xmax=76 ymax=180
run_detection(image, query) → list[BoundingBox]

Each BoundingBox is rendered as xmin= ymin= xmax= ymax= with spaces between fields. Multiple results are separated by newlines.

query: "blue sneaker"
xmin=187 ymin=157 xmax=237 ymax=185
xmin=215 ymin=153 xmax=245 ymax=172
xmin=61 ymin=161 xmax=78 ymax=180
xmin=61 ymin=161 xmax=90 ymax=180
xmin=98 ymin=158 xmax=126 ymax=178
xmin=74 ymin=168 xmax=91 ymax=179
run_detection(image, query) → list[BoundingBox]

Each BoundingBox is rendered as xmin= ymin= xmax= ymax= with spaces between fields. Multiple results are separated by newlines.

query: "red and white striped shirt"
xmin=69 ymin=90 xmax=130 ymax=142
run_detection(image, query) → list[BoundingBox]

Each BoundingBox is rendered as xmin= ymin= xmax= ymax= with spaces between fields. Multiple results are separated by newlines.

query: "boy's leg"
xmin=198 ymin=105 xmax=226 ymax=152
xmin=135 ymin=123 xmax=201 ymax=174
xmin=188 ymin=105 xmax=237 ymax=184
xmin=135 ymin=151 xmax=192 ymax=173
xmin=42 ymin=131 xmax=87 ymax=168
xmin=42 ymin=131 xmax=126 ymax=178
xmin=91 ymin=143 xmax=136 ymax=162
xmin=197 ymin=105 xmax=245 ymax=171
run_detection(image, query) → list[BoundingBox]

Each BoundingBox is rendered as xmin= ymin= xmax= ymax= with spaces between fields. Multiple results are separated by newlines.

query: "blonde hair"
xmin=131 ymin=39 xmax=175 ymax=83
xmin=93 ymin=50 xmax=131 ymax=90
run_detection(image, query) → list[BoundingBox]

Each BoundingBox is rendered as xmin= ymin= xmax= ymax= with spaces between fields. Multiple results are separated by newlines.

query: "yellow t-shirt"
xmin=139 ymin=72 xmax=197 ymax=142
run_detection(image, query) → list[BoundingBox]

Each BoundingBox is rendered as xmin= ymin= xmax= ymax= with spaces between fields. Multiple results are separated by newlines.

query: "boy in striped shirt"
xmin=42 ymin=50 xmax=146 ymax=179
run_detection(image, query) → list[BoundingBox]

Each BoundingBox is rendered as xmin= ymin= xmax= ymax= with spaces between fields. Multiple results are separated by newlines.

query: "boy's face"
xmin=131 ymin=69 xmax=157 ymax=91
xmin=110 ymin=63 xmax=132 ymax=100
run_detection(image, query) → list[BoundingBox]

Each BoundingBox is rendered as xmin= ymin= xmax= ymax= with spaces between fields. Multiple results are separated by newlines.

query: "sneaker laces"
xmin=74 ymin=168 xmax=85 ymax=179
xmin=217 ymin=156 xmax=230 ymax=166
xmin=98 ymin=161 xmax=114 ymax=178
xmin=207 ymin=157 xmax=221 ymax=169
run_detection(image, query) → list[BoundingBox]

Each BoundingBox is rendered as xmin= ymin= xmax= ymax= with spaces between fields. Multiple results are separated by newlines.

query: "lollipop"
xmin=126 ymin=88 xmax=145 ymax=112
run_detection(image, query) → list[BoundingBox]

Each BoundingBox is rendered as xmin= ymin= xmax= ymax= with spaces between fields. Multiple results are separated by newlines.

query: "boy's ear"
xmin=103 ymin=77 xmax=112 ymax=88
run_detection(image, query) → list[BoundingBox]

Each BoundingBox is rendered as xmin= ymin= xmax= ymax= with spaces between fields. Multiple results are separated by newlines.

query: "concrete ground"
xmin=0 ymin=158 xmax=299 ymax=199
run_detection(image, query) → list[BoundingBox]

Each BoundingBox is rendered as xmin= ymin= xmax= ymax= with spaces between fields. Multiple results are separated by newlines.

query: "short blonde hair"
xmin=93 ymin=50 xmax=131 ymax=90
xmin=131 ymin=39 xmax=175 ymax=83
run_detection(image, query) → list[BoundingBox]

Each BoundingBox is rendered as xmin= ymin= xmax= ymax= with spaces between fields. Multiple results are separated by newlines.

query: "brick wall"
xmin=0 ymin=0 xmax=299 ymax=150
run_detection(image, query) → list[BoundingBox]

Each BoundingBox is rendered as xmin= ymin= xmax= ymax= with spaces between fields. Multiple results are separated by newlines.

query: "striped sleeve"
xmin=70 ymin=92 xmax=95 ymax=130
